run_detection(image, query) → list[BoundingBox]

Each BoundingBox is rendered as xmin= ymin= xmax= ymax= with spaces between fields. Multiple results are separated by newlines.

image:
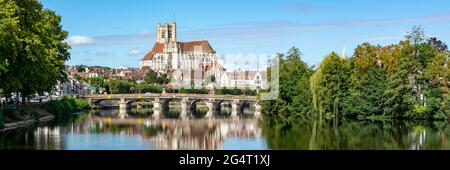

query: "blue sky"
xmin=40 ymin=0 xmax=450 ymax=68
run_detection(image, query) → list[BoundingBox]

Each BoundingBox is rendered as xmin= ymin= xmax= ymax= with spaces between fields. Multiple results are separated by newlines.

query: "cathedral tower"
xmin=156 ymin=22 xmax=177 ymax=44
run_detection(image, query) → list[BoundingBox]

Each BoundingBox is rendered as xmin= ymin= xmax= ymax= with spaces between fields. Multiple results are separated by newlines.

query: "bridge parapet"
xmin=80 ymin=93 xmax=257 ymax=101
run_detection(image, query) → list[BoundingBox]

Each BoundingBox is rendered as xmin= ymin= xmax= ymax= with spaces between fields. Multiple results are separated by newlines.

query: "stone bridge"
xmin=79 ymin=93 xmax=261 ymax=119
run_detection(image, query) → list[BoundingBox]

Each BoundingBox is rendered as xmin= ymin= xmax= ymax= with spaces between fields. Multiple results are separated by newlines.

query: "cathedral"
xmin=140 ymin=22 xmax=268 ymax=90
xmin=140 ymin=22 xmax=225 ymax=87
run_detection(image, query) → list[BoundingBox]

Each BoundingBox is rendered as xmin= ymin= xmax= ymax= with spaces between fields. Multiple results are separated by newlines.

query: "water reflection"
xmin=0 ymin=109 xmax=265 ymax=150
xmin=262 ymin=116 xmax=450 ymax=150
xmin=2 ymin=110 xmax=450 ymax=150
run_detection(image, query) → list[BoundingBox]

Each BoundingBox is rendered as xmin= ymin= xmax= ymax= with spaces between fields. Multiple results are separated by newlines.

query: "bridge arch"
xmin=164 ymin=98 xmax=183 ymax=118
xmin=190 ymin=99 xmax=211 ymax=118
xmin=241 ymin=101 xmax=255 ymax=116
xmin=91 ymin=98 xmax=120 ymax=108
xmin=216 ymin=100 xmax=233 ymax=117
xmin=126 ymin=98 xmax=155 ymax=104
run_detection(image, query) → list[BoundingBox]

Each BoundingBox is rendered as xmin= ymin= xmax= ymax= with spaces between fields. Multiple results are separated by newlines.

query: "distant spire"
xmin=342 ymin=46 xmax=347 ymax=60
xmin=173 ymin=14 xmax=176 ymax=23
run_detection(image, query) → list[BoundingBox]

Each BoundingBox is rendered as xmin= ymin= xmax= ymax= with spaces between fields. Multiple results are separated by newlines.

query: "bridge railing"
xmin=79 ymin=93 xmax=257 ymax=101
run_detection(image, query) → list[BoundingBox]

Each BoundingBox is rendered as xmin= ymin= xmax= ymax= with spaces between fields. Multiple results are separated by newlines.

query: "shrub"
xmin=231 ymin=88 xmax=242 ymax=95
xmin=76 ymin=99 xmax=90 ymax=111
xmin=109 ymin=80 xmax=134 ymax=94
xmin=214 ymin=87 xmax=257 ymax=95
xmin=42 ymin=96 xmax=91 ymax=118
xmin=31 ymin=111 xmax=40 ymax=121
xmin=243 ymin=88 xmax=257 ymax=96
xmin=1 ymin=107 xmax=19 ymax=121
xmin=412 ymin=105 xmax=428 ymax=118
xmin=42 ymin=100 xmax=65 ymax=117
xmin=137 ymin=84 xmax=163 ymax=93
xmin=179 ymin=87 xmax=208 ymax=94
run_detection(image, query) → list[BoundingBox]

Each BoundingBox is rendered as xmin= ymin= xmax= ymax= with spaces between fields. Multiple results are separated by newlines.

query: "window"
xmin=161 ymin=30 xmax=166 ymax=38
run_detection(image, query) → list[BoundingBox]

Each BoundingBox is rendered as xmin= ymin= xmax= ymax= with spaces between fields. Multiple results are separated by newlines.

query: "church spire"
xmin=173 ymin=14 xmax=176 ymax=23
xmin=342 ymin=46 xmax=347 ymax=60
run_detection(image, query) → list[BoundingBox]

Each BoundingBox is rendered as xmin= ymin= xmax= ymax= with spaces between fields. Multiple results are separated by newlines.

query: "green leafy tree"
xmin=0 ymin=0 xmax=70 ymax=103
xmin=310 ymin=52 xmax=350 ymax=117
xmin=144 ymin=69 xmax=158 ymax=84
xmin=210 ymin=75 xmax=216 ymax=83
xmin=423 ymin=42 xmax=450 ymax=119
xmin=261 ymin=47 xmax=314 ymax=117
xmin=144 ymin=69 xmax=170 ymax=85
xmin=383 ymin=40 xmax=415 ymax=118
xmin=88 ymin=77 xmax=105 ymax=93
xmin=0 ymin=0 xmax=17 ymax=77
xmin=386 ymin=27 xmax=449 ymax=119
xmin=343 ymin=43 xmax=387 ymax=118
xmin=262 ymin=26 xmax=449 ymax=121
xmin=109 ymin=80 xmax=133 ymax=94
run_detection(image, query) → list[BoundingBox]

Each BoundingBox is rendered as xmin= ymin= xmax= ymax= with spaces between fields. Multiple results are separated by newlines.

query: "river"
xmin=1 ymin=109 xmax=450 ymax=150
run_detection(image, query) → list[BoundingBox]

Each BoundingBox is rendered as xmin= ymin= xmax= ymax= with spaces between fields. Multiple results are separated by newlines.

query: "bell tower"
xmin=156 ymin=22 xmax=177 ymax=44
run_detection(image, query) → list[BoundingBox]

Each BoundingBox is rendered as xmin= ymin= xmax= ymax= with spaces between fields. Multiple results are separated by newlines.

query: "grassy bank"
xmin=41 ymin=96 xmax=90 ymax=119
xmin=0 ymin=105 xmax=52 ymax=128
xmin=0 ymin=96 xmax=90 ymax=129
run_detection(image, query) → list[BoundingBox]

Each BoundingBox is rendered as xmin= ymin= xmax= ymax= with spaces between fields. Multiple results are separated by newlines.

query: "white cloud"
xmin=67 ymin=35 xmax=95 ymax=46
xmin=139 ymin=30 xmax=150 ymax=36
xmin=129 ymin=48 xmax=141 ymax=56
xmin=187 ymin=12 xmax=450 ymax=41
xmin=96 ymin=51 xmax=114 ymax=57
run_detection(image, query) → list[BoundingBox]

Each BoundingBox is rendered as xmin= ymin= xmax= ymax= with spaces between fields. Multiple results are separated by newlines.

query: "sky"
xmin=40 ymin=0 xmax=450 ymax=69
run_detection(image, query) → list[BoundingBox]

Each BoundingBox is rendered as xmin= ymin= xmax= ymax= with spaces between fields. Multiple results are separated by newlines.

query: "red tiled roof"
xmin=142 ymin=41 xmax=215 ymax=61
xmin=152 ymin=43 xmax=164 ymax=53
xmin=178 ymin=40 xmax=215 ymax=53
xmin=143 ymin=52 xmax=155 ymax=60
xmin=143 ymin=43 xmax=165 ymax=60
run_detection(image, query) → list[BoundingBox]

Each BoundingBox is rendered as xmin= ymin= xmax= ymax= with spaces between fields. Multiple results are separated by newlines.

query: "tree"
xmin=76 ymin=65 xmax=86 ymax=72
xmin=210 ymin=75 xmax=216 ymax=83
xmin=144 ymin=69 xmax=170 ymax=85
xmin=423 ymin=43 xmax=450 ymax=119
xmin=158 ymin=73 xmax=170 ymax=85
xmin=310 ymin=52 xmax=350 ymax=117
xmin=0 ymin=0 xmax=16 ymax=77
xmin=0 ymin=0 xmax=70 ymax=103
xmin=406 ymin=25 xmax=425 ymax=46
xmin=144 ymin=69 xmax=158 ymax=84
xmin=261 ymin=47 xmax=314 ymax=117
xmin=343 ymin=43 xmax=387 ymax=118
xmin=88 ymin=77 xmax=105 ymax=93
xmin=427 ymin=37 xmax=448 ymax=52
xmin=381 ymin=26 xmax=450 ymax=119
xmin=383 ymin=40 xmax=415 ymax=118
xmin=74 ymin=74 xmax=82 ymax=81
xmin=109 ymin=80 xmax=133 ymax=94
xmin=262 ymin=26 xmax=449 ymax=121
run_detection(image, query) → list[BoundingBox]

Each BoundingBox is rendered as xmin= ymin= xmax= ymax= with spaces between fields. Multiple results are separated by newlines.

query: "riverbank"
xmin=0 ymin=115 xmax=55 ymax=132
xmin=0 ymin=96 xmax=90 ymax=132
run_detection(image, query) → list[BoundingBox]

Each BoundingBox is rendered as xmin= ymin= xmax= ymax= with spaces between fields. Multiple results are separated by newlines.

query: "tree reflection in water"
xmin=2 ymin=110 xmax=450 ymax=150
xmin=261 ymin=116 xmax=450 ymax=150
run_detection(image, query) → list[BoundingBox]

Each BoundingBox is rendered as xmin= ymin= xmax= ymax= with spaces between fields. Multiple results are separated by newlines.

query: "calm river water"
xmin=1 ymin=109 xmax=450 ymax=150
